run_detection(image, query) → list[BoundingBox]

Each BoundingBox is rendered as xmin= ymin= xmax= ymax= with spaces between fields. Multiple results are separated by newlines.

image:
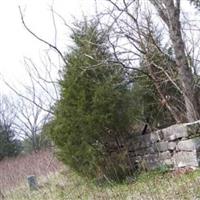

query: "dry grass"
xmin=2 ymin=150 xmax=200 ymax=199
xmin=4 ymin=168 xmax=200 ymax=200
xmin=0 ymin=150 xmax=62 ymax=192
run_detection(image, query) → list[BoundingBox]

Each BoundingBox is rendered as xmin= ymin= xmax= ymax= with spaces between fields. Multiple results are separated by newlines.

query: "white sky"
xmin=0 ymin=0 xmax=97 ymax=94
xmin=0 ymin=0 xmax=198 ymax=96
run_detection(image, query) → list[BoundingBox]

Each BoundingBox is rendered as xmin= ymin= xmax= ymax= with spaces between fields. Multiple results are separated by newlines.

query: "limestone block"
xmin=158 ymin=151 xmax=172 ymax=160
xmin=130 ymin=141 xmax=169 ymax=155
xmin=133 ymin=145 xmax=162 ymax=156
xmin=173 ymin=151 xmax=199 ymax=168
xmin=153 ymin=142 xmax=169 ymax=152
xmin=142 ymin=160 xmax=161 ymax=170
xmin=162 ymin=124 xmax=187 ymax=141
xmin=149 ymin=132 xmax=162 ymax=143
xmin=177 ymin=137 xmax=200 ymax=151
xmin=140 ymin=152 xmax=171 ymax=169
xmin=168 ymin=142 xmax=176 ymax=151
xmin=130 ymin=151 xmax=173 ymax=170
xmin=143 ymin=151 xmax=171 ymax=162
xmin=163 ymin=159 xmax=173 ymax=167
xmin=130 ymin=132 xmax=162 ymax=151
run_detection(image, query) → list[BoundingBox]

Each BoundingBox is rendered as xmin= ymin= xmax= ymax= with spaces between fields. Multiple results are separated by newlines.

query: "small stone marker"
xmin=27 ymin=175 xmax=38 ymax=190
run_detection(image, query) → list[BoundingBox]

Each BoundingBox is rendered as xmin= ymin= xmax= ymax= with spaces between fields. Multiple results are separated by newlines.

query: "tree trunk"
xmin=151 ymin=0 xmax=199 ymax=122
xmin=147 ymin=64 xmax=181 ymax=123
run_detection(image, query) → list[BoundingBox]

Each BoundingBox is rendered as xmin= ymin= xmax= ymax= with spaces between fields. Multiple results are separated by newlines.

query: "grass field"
xmin=0 ymin=150 xmax=61 ymax=192
xmin=2 ymin=150 xmax=200 ymax=200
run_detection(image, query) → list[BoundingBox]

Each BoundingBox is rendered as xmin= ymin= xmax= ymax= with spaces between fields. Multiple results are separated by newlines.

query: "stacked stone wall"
xmin=127 ymin=120 xmax=200 ymax=170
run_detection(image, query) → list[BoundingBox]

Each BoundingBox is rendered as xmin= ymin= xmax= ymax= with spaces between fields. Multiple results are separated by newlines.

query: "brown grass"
xmin=0 ymin=150 xmax=62 ymax=191
xmin=2 ymin=151 xmax=200 ymax=199
xmin=4 ymin=168 xmax=200 ymax=200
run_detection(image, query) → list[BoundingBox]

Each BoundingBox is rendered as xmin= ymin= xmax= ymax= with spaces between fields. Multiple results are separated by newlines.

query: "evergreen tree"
xmin=48 ymin=21 xmax=132 ymax=179
xmin=0 ymin=122 xmax=21 ymax=160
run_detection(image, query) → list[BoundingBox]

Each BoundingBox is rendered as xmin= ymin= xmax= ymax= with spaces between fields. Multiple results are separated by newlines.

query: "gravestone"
xmin=27 ymin=175 xmax=38 ymax=190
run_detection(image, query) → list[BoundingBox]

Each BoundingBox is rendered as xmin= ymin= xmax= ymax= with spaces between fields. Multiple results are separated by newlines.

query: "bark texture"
xmin=150 ymin=0 xmax=199 ymax=122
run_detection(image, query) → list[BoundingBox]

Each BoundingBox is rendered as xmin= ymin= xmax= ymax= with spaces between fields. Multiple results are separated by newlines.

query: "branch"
xmin=18 ymin=6 xmax=67 ymax=66
xmin=4 ymin=80 xmax=54 ymax=114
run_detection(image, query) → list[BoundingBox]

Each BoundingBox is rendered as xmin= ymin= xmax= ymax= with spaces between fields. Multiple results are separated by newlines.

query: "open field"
xmin=2 ymin=150 xmax=200 ymax=200
xmin=0 ymin=150 xmax=61 ymax=191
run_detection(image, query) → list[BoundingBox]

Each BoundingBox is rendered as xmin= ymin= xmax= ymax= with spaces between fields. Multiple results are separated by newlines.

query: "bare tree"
xmin=149 ymin=0 xmax=199 ymax=122
xmin=0 ymin=91 xmax=52 ymax=152
xmin=98 ymin=0 xmax=200 ymax=122
xmin=1 ymin=5 xmax=67 ymax=117
xmin=0 ymin=95 xmax=16 ymax=133
xmin=95 ymin=1 xmax=182 ymax=123
xmin=13 ymin=92 xmax=51 ymax=152
xmin=14 ymin=1 xmax=200 ymax=125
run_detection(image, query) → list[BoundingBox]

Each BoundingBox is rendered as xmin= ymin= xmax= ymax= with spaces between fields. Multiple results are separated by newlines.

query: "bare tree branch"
xmin=18 ymin=6 xmax=67 ymax=66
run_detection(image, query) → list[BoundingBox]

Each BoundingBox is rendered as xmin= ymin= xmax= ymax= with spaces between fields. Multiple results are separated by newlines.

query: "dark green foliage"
xmin=0 ymin=123 xmax=21 ymax=160
xmin=130 ymin=72 xmax=162 ymax=128
xmin=48 ymin=21 xmax=132 ymax=179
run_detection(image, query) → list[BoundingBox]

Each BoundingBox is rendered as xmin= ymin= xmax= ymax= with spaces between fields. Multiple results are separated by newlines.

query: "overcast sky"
xmin=0 ymin=0 xmax=198 ymax=96
xmin=0 ymin=0 xmax=97 ymax=95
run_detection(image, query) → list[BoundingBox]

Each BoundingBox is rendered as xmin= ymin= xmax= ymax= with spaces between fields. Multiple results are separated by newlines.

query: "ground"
xmin=2 ymin=150 xmax=200 ymax=200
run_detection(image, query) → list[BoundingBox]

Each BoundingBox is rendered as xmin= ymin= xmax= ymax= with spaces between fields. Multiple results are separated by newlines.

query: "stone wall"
xmin=127 ymin=120 xmax=200 ymax=170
